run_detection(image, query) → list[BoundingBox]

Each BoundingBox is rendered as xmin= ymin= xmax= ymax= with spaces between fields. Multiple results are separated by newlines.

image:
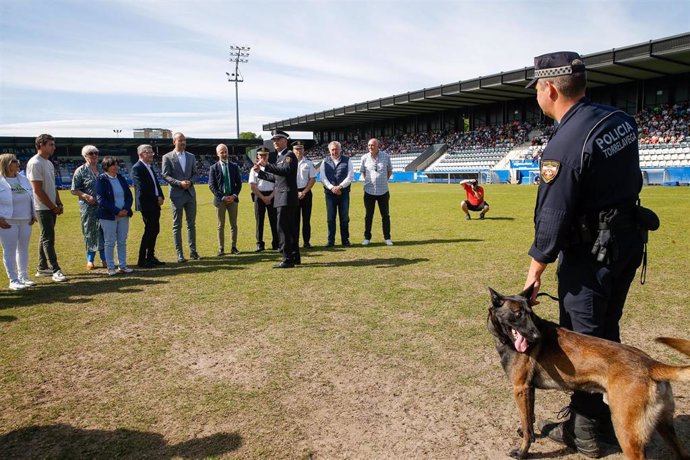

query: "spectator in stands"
xmin=360 ymin=138 xmax=394 ymax=246
xmin=459 ymin=179 xmax=489 ymax=220
xmin=71 ymin=145 xmax=106 ymax=270
xmin=0 ymin=154 xmax=37 ymax=290
xmin=27 ymin=134 xmax=67 ymax=283
xmin=209 ymin=143 xmax=242 ymax=256
xmin=248 ymin=147 xmax=278 ymax=252
xmin=162 ymin=132 xmax=200 ymax=263
xmin=131 ymin=144 xmax=165 ymax=269
xmin=293 ymin=141 xmax=317 ymax=249
xmin=96 ymin=156 xmax=134 ymax=276
xmin=320 ymin=141 xmax=354 ymax=247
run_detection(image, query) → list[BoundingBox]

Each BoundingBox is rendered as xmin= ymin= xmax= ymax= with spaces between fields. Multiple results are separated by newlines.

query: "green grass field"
xmin=0 ymin=183 xmax=688 ymax=459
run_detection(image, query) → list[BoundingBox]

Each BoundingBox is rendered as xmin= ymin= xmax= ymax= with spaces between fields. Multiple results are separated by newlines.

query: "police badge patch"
xmin=541 ymin=160 xmax=560 ymax=183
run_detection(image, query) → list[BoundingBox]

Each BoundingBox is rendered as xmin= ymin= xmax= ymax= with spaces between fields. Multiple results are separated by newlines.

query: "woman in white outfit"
xmin=0 ymin=154 xmax=37 ymax=290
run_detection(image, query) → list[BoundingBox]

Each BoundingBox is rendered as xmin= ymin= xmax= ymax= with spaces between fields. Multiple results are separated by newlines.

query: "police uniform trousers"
xmin=557 ymin=230 xmax=644 ymax=419
xmin=296 ymin=188 xmax=313 ymax=246
xmin=275 ymin=201 xmax=300 ymax=263
xmin=254 ymin=191 xmax=278 ymax=250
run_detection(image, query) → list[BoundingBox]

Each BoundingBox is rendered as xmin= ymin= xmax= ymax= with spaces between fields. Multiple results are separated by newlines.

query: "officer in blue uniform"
xmin=523 ymin=51 xmax=645 ymax=457
xmin=254 ymin=130 xmax=300 ymax=268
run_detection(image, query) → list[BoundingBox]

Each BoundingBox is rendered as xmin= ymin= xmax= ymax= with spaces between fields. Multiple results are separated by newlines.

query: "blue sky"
xmin=1 ymin=0 xmax=689 ymax=140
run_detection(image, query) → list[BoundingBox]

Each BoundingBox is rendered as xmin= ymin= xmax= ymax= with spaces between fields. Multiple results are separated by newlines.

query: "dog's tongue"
xmin=512 ymin=329 xmax=528 ymax=353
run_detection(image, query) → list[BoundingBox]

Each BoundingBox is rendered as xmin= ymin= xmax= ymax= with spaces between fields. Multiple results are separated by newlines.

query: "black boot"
xmin=540 ymin=407 xmax=601 ymax=458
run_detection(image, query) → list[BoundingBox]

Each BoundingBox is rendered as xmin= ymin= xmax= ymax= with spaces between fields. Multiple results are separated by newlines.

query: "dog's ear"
xmin=519 ymin=283 xmax=535 ymax=302
xmin=488 ymin=287 xmax=503 ymax=308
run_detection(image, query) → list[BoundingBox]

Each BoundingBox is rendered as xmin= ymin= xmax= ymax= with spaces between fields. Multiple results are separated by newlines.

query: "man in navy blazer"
xmin=209 ymin=143 xmax=242 ymax=256
xmin=161 ymin=132 xmax=199 ymax=262
xmin=131 ymin=144 xmax=165 ymax=268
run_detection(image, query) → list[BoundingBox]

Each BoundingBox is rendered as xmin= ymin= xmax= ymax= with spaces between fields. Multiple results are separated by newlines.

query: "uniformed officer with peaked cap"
xmin=523 ymin=51 xmax=645 ymax=456
xmin=254 ymin=130 xmax=300 ymax=268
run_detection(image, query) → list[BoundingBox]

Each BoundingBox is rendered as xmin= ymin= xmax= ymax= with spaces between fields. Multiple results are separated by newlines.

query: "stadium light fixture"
xmin=113 ymin=129 xmax=122 ymax=138
xmin=228 ymin=45 xmax=250 ymax=139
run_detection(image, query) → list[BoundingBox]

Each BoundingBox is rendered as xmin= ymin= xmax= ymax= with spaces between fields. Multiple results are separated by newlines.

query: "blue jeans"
xmin=100 ymin=217 xmax=130 ymax=270
xmin=324 ymin=190 xmax=350 ymax=244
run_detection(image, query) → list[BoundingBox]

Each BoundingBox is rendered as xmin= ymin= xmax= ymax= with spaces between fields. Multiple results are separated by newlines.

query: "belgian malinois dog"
xmin=487 ymin=284 xmax=690 ymax=460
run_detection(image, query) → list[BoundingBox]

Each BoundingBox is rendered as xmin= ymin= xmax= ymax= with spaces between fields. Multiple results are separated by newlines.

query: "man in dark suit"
xmin=208 ymin=143 xmax=242 ymax=256
xmin=161 ymin=132 xmax=199 ymax=263
xmin=131 ymin=144 xmax=165 ymax=268
xmin=253 ymin=130 xmax=300 ymax=268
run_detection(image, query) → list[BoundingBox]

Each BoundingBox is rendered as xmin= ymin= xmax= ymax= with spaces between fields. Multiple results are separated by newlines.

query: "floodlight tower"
xmin=113 ymin=129 xmax=122 ymax=138
xmin=227 ymin=45 xmax=250 ymax=139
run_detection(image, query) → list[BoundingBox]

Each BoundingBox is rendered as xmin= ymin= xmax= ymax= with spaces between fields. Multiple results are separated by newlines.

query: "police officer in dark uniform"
xmin=523 ymin=52 xmax=645 ymax=457
xmin=254 ymin=130 xmax=300 ymax=268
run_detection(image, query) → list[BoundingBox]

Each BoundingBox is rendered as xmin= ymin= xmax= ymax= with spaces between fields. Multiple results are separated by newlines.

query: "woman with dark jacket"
xmin=96 ymin=156 xmax=134 ymax=276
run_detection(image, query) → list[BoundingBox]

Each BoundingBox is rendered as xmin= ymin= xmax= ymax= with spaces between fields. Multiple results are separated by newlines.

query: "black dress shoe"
xmin=231 ymin=247 xmax=240 ymax=255
xmin=177 ymin=257 xmax=187 ymax=263
xmin=217 ymin=249 xmax=225 ymax=257
xmin=303 ymin=242 xmax=312 ymax=249
xmin=342 ymin=241 xmax=352 ymax=247
xmin=150 ymin=257 xmax=166 ymax=266
xmin=255 ymin=243 xmax=264 ymax=252
xmin=325 ymin=242 xmax=335 ymax=247
xmin=190 ymin=252 xmax=201 ymax=260
xmin=273 ymin=261 xmax=295 ymax=269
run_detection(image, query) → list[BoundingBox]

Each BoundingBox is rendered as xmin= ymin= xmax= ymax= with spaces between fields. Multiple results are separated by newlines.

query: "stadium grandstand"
xmin=264 ymin=32 xmax=690 ymax=186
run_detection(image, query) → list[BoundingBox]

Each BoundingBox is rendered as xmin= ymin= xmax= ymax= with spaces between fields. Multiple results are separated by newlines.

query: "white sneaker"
xmin=117 ymin=266 xmax=134 ymax=274
xmin=52 ymin=270 xmax=68 ymax=282
xmin=362 ymin=239 xmax=371 ymax=246
xmin=384 ymin=239 xmax=394 ymax=246
xmin=9 ymin=280 xmax=27 ymax=291
xmin=107 ymin=268 xmax=118 ymax=276
xmin=35 ymin=269 xmax=53 ymax=277
xmin=19 ymin=278 xmax=36 ymax=287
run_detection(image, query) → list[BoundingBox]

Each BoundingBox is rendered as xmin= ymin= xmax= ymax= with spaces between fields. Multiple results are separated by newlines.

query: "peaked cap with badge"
xmin=526 ymin=51 xmax=585 ymax=88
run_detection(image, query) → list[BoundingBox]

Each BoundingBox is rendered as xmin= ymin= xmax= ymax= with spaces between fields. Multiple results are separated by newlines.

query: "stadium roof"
xmin=263 ymin=32 xmax=690 ymax=132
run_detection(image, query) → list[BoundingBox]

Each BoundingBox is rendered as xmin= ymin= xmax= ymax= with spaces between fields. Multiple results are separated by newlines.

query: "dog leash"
xmin=536 ymin=292 xmax=559 ymax=302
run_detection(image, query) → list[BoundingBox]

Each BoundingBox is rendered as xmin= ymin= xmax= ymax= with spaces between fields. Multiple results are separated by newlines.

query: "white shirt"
xmin=248 ymin=168 xmax=274 ymax=192
xmin=297 ymin=157 xmax=317 ymax=189
xmin=144 ymin=162 xmax=158 ymax=197
xmin=26 ymin=154 xmax=57 ymax=211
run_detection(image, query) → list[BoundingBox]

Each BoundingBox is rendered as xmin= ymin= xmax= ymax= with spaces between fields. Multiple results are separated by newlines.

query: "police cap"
xmin=525 ymin=51 xmax=585 ymax=88
xmin=271 ymin=130 xmax=290 ymax=140
xmin=256 ymin=147 xmax=270 ymax=155
xmin=291 ymin=140 xmax=305 ymax=149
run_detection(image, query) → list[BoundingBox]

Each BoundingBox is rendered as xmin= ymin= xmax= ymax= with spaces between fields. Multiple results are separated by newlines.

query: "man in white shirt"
xmin=320 ymin=141 xmax=354 ymax=247
xmin=359 ymin=138 xmax=394 ymax=246
xmin=26 ymin=133 xmax=67 ymax=282
xmin=248 ymin=147 xmax=278 ymax=252
xmin=293 ymin=141 xmax=317 ymax=248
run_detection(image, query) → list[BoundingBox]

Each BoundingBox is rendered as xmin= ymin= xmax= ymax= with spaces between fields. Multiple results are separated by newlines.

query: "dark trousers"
xmin=36 ymin=210 xmax=60 ymax=272
xmin=324 ymin=189 xmax=350 ymax=244
xmin=363 ymin=191 xmax=391 ymax=240
xmin=558 ymin=231 xmax=644 ymax=419
xmin=276 ymin=203 xmax=300 ymax=263
xmin=254 ymin=193 xmax=278 ymax=249
xmin=138 ymin=208 xmax=160 ymax=264
xmin=296 ymin=189 xmax=313 ymax=245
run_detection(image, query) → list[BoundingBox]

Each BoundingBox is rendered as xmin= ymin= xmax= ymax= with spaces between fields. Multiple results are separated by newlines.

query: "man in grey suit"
xmin=161 ymin=132 xmax=200 ymax=262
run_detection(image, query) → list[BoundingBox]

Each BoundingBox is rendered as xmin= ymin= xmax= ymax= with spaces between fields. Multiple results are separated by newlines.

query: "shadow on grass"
xmin=0 ymin=424 xmax=242 ymax=459
xmin=303 ymin=257 xmax=429 ymax=268
xmin=383 ymin=238 xmax=482 ymax=246
xmin=0 ymin=315 xmax=17 ymax=322
xmin=473 ymin=216 xmax=515 ymax=221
